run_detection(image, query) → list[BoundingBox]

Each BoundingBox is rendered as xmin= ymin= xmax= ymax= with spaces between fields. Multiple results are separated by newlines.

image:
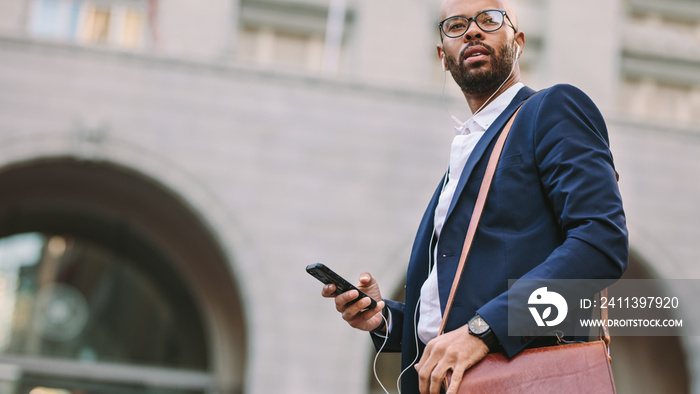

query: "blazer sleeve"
xmin=370 ymin=299 xmax=405 ymax=352
xmin=477 ymin=84 xmax=629 ymax=357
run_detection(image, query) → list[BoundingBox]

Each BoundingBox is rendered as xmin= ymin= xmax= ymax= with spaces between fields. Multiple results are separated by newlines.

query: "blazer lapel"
xmin=444 ymin=86 xmax=536 ymax=222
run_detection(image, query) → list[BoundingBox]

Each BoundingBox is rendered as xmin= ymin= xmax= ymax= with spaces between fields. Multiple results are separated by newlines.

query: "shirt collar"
xmin=454 ymin=83 xmax=525 ymax=135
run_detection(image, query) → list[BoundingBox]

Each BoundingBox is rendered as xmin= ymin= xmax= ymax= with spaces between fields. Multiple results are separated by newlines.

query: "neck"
xmin=463 ymin=69 xmax=521 ymax=115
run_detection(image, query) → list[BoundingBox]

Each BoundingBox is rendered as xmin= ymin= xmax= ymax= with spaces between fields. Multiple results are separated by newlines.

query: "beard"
xmin=445 ymin=40 xmax=515 ymax=95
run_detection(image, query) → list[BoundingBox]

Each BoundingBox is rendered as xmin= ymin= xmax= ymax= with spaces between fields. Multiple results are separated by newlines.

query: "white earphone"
xmin=515 ymin=44 xmax=521 ymax=60
xmin=441 ymin=57 xmax=447 ymax=71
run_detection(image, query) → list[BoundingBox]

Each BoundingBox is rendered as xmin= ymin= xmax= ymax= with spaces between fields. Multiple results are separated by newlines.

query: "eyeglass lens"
xmin=441 ymin=10 xmax=505 ymax=37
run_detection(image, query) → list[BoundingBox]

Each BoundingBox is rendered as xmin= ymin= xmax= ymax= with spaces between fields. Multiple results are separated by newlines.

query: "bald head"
xmin=440 ymin=0 xmax=519 ymax=31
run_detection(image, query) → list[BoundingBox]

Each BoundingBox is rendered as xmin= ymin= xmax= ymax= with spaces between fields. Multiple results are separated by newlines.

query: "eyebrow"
xmin=448 ymin=9 xmax=492 ymax=18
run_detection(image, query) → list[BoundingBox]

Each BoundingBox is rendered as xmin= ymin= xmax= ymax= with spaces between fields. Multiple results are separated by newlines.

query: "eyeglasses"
xmin=439 ymin=10 xmax=516 ymax=38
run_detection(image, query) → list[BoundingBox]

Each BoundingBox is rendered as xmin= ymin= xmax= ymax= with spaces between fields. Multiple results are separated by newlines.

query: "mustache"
xmin=459 ymin=41 xmax=497 ymax=61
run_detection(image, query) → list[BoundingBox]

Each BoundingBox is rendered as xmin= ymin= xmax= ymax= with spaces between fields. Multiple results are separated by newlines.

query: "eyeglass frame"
xmin=438 ymin=9 xmax=517 ymax=38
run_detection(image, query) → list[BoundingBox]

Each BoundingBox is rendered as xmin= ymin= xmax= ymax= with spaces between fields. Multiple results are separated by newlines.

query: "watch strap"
xmin=475 ymin=329 xmax=498 ymax=351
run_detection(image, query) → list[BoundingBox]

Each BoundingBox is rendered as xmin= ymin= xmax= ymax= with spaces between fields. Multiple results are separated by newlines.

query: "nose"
xmin=463 ymin=20 xmax=484 ymax=41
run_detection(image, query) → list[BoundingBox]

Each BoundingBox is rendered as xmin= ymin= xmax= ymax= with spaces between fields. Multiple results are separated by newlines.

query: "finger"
xmin=335 ymin=289 xmax=362 ymax=312
xmin=352 ymin=297 xmax=384 ymax=321
xmin=445 ymin=348 xmax=479 ymax=394
xmin=429 ymin=364 xmax=448 ymax=394
xmin=415 ymin=350 xmax=434 ymax=394
xmin=341 ymin=295 xmax=373 ymax=320
xmin=375 ymin=299 xmax=386 ymax=314
xmin=416 ymin=362 xmax=430 ymax=394
xmin=416 ymin=339 xmax=452 ymax=394
xmin=414 ymin=340 xmax=432 ymax=373
xmin=358 ymin=295 xmax=383 ymax=313
xmin=321 ymin=284 xmax=337 ymax=298
xmin=445 ymin=369 xmax=464 ymax=394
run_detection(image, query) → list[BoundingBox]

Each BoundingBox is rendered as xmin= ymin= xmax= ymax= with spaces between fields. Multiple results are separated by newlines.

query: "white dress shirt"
xmin=417 ymin=83 xmax=524 ymax=344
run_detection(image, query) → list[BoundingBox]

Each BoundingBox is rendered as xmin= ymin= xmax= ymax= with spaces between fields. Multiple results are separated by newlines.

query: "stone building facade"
xmin=0 ymin=0 xmax=699 ymax=393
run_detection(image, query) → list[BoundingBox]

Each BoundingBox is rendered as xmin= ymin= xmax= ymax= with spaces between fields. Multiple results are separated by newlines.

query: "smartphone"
xmin=306 ymin=263 xmax=377 ymax=310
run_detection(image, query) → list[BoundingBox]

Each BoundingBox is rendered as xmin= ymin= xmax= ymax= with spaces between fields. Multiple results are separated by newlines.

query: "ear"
xmin=514 ymin=31 xmax=525 ymax=58
xmin=437 ymin=45 xmax=447 ymax=71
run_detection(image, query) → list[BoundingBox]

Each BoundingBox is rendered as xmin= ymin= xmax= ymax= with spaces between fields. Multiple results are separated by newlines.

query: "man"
xmin=321 ymin=0 xmax=628 ymax=393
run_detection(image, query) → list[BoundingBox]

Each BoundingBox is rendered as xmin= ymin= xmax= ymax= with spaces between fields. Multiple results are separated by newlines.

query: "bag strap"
xmin=600 ymin=288 xmax=611 ymax=346
xmin=438 ymin=105 xmax=523 ymax=336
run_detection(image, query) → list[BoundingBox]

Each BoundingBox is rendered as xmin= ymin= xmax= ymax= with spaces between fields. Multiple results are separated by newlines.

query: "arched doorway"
xmin=610 ymin=253 xmax=690 ymax=394
xmin=0 ymin=159 xmax=246 ymax=394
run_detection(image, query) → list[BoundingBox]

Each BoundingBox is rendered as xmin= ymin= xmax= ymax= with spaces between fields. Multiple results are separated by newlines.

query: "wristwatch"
xmin=468 ymin=315 xmax=498 ymax=351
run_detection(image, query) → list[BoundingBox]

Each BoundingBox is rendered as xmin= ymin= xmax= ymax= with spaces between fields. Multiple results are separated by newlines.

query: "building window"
xmin=0 ymin=229 xmax=210 ymax=393
xmin=618 ymin=77 xmax=700 ymax=126
xmin=236 ymin=0 xmax=353 ymax=73
xmin=28 ymin=0 xmax=82 ymax=40
xmin=82 ymin=6 xmax=111 ymax=44
xmin=28 ymin=0 xmax=151 ymax=50
xmin=237 ymin=25 xmax=325 ymax=70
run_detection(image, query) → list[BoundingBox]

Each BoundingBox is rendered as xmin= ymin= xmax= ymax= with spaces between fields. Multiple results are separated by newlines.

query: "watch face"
xmin=469 ymin=316 xmax=490 ymax=335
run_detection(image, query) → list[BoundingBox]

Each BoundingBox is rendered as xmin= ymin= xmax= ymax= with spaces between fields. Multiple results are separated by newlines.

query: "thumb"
xmin=358 ymin=272 xmax=374 ymax=285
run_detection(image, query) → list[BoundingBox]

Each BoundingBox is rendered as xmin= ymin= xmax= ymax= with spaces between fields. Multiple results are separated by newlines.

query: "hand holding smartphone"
xmin=306 ymin=263 xmax=378 ymax=310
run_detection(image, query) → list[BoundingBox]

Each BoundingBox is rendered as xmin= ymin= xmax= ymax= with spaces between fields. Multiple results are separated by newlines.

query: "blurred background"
xmin=0 ymin=0 xmax=698 ymax=393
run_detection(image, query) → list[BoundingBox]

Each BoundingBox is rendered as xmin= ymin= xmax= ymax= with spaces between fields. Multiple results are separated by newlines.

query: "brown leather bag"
xmin=449 ymin=339 xmax=615 ymax=393
xmin=438 ymin=105 xmax=616 ymax=394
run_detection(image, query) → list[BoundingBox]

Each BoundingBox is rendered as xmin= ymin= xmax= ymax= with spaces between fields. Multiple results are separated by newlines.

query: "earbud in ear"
xmin=515 ymin=44 xmax=521 ymax=59
xmin=441 ymin=57 xmax=447 ymax=71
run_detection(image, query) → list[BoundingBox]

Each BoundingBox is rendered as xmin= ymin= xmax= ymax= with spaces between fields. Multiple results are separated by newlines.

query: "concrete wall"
xmin=0 ymin=35 xmax=453 ymax=393
xmin=1 ymin=0 xmax=700 ymax=393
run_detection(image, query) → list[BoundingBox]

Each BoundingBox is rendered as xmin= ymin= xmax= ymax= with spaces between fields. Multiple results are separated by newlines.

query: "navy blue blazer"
xmin=373 ymin=85 xmax=628 ymax=392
